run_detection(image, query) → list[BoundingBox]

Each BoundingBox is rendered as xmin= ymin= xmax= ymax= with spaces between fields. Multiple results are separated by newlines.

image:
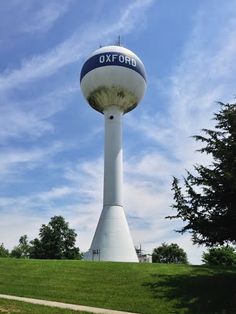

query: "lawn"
xmin=0 ymin=298 xmax=88 ymax=313
xmin=0 ymin=258 xmax=235 ymax=314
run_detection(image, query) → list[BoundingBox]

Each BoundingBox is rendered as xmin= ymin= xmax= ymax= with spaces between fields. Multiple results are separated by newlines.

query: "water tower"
xmin=80 ymin=45 xmax=146 ymax=262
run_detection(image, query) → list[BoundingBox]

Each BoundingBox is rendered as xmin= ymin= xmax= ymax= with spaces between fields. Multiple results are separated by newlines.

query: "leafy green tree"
xmin=11 ymin=246 xmax=22 ymax=258
xmin=168 ymin=103 xmax=236 ymax=246
xmin=30 ymin=216 xmax=82 ymax=260
xmin=0 ymin=243 xmax=9 ymax=257
xmin=11 ymin=235 xmax=30 ymax=258
xmin=152 ymin=243 xmax=188 ymax=264
xmin=202 ymin=246 xmax=236 ymax=266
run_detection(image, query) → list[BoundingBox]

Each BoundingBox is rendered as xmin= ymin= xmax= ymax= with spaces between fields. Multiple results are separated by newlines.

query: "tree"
xmin=168 ymin=103 xmax=236 ymax=246
xmin=0 ymin=243 xmax=9 ymax=257
xmin=11 ymin=235 xmax=30 ymax=258
xmin=30 ymin=216 xmax=82 ymax=259
xmin=152 ymin=243 xmax=188 ymax=264
xmin=202 ymin=246 xmax=236 ymax=266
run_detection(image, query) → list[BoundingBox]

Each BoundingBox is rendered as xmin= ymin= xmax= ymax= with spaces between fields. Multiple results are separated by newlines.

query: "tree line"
xmin=151 ymin=242 xmax=236 ymax=266
xmin=0 ymin=216 xmax=83 ymax=260
xmin=1 ymin=236 xmax=236 ymax=266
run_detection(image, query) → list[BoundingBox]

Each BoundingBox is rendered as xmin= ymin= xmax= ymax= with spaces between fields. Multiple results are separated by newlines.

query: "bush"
xmin=202 ymin=246 xmax=236 ymax=266
xmin=152 ymin=243 xmax=188 ymax=264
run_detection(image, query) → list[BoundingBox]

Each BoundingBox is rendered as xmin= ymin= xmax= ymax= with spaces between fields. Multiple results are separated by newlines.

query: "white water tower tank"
xmin=80 ymin=45 xmax=146 ymax=114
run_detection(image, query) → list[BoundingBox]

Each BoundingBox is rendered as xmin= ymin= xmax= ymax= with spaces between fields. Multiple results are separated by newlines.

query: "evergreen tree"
xmin=168 ymin=103 xmax=236 ymax=246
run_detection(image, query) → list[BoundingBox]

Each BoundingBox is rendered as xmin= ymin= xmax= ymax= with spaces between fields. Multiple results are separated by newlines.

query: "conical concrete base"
xmin=85 ymin=205 xmax=138 ymax=262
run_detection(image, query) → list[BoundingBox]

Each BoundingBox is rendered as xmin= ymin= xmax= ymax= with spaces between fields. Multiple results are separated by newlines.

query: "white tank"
xmin=80 ymin=45 xmax=146 ymax=262
xmin=80 ymin=45 xmax=146 ymax=113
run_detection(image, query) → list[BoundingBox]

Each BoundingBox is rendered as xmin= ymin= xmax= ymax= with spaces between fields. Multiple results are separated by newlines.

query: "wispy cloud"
xmin=106 ymin=0 xmax=154 ymax=35
xmin=0 ymin=0 xmax=154 ymax=93
xmin=0 ymin=84 xmax=78 ymax=141
xmin=129 ymin=0 xmax=236 ymax=166
xmin=169 ymin=11 xmax=236 ymax=134
xmin=0 ymin=0 xmax=155 ymax=157
xmin=0 ymin=142 xmax=63 ymax=181
xmin=64 ymin=158 xmax=104 ymax=204
xmin=0 ymin=156 xmax=104 ymax=250
xmin=20 ymin=1 xmax=73 ymax=34
xmin=0 ymin=0 xmax=73 ymax=37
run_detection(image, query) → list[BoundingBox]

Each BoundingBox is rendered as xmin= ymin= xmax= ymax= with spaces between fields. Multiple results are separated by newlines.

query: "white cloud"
xmin=0 ymin=212 xmax=45 ymax=250
xmin=0 ymin=84 xmax=77 ymax=142
xmin=20 ymin=1 xmax=73 ymax=34
xmin=0 ymin=107 xmax=53 ymax=141
xmin=0 ymin=0 xmax=155 ymax=157
xmin=129 ymin=1 xmax=236 ymax=171
xmin=0 ymin=0 xmax=72 ymax=37
xmin=106 ymin=0 xmax=154 ymax=35
xmin=0 ymin=0 xmax=154 ymax=93
xmin=0 ymin=156 xmax=104 ymax=251
xmin=169 ymin=3 xmax=236 ymax=131
xmin=38 ymin=186 xmax=75 ymax=201
xmin=0 ymin=142 xmax=63 ymax=181
xmin=64 ymin=158 xmax=104 ymax=204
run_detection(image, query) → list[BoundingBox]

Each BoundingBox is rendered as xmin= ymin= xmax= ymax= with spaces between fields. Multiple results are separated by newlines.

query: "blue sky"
xmin=1 ymin=0 xmax=236 ymax=264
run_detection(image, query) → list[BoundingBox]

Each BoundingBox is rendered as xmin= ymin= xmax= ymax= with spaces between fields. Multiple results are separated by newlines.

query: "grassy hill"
xmin=0 ymin=298 xmax=89 ymax=314
xmin=0 ymin=258 xmax=235 ymax=314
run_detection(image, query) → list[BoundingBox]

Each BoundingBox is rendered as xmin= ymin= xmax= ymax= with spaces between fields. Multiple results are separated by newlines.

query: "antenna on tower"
xmin=115 ymin=35 xmax=121 ymax=46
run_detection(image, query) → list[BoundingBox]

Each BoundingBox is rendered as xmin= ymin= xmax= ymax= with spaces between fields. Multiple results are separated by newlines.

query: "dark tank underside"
xmin=87 ymin=85 xmax=138 ymax=114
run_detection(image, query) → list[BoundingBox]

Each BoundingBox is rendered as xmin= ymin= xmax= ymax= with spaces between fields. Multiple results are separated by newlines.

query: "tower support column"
xmin=103 ymin=106 xmax=123 ymax=207
xmin=86 ymin=106 xmax=138 ymax=262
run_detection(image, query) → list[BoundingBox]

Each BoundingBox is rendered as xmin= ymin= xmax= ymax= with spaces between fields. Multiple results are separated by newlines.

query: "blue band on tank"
xmin=80 ymin=52 xmax=146 ymax=82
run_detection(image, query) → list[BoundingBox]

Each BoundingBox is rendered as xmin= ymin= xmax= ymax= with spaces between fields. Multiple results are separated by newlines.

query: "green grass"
xmin=0 ymin=298 xmax=88 ymax=313
xmin=0 ymin=258 xmax=236 ymax=314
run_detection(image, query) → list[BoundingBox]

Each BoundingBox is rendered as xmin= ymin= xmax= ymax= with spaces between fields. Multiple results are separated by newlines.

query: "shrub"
xmin=152 ymin=243 xmax=188 ymax=264
xmin=202 ymin=246 xmax=236 ymax=266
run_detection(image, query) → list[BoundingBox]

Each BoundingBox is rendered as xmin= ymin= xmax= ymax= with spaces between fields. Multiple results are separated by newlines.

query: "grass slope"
xmin=0 ymin=298 xmax=88 ymax=314
xmin=0 ymin=258 xmax=235 ymax=314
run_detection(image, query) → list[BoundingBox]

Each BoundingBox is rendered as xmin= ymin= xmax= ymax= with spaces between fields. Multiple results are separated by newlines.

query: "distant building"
xmin=135 ymin=245 xmax=152 ymax=263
